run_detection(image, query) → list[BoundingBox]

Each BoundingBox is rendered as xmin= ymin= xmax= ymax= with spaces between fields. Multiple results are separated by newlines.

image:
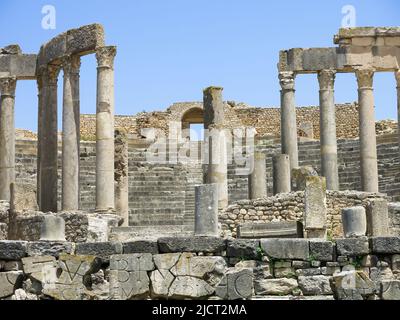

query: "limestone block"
xmin=40 ymin=216 xmax=66 ymax=241
xmin=341 ymin=207 xmax=367 ymax=238
xmin=26 ymin=241 xmax=74 ymax=258
xmin=13 ymin=183 xmax=38 ymax=212
xmin=123 ymin=240 xmax=159 ymax=254
xmin=215 ymin=268 xmax=253 ymax=300
xmin=292 ymin=166 xmax=318 ymax=191
xmin=0 ymin=271 xmax=23 ymax=298
xmin=109 ymin=253 xmax=154 ymax=300
xmin=330 ymin=270 xmax=375 ymax=300
xmin=10 ymin=288 xmax=38 ymax=300
xmin=42 ymin=254 xmax=101 ymax=300
xmin=392 ymin=255 xmax=400 ymax=271
xmin=304 ymin=176 xmax=327 ymax=237
xmin=22 ymin=256 xmax=57 ymax=282
xmin=260 ymin=239 xmax=309 ymax=260
xmin=381 ymin=280 xmax=400 ymax=300
xmin=254 ymin=278 xmax=298 ymax=295
xmin=169 ymin=276 xmax=214 ymax=299
xmin=0 ymin=222 xmax=6 ymax=240
xmin=150 ymin=269 xmax=175 ymax=297
xmin=298 ymin=276 xmax=332 ymax=295
xmin=75 ymin=242 xmax=123 ymax=261
xmin=110 ymin=253 xmax=154 ymax=272
xmin=237 ymin=221 xmax=303 ymax=239
xmin=366 ymin=199 xmax=390 ymax=237
xmin=235 ymin=260 xmax=273 ymax=280
xmin=0 ymin=241 xmax=27 ymax=260
xmin=226 ymin=239 xmax=260 ymax=260
xmin=158 ymin=236 xmax=226 ymax=254
xmin=370 ymin=237 xmax=400 ymax=254
xmin=309 ymin=240 xmax=334 ymax=261
xmin=194 ymin=184 xmax=218 ymax=236
xmin=336 ymin=237 xmax=370 ymax=256
xmin=295 ymin=268 xmax=322 ymax=277
xmin=302 ymin=48 xmax=338 ymax=71
xmin=8 ymin=55 xmax=37 ymax=78
xmin=153 ymin=253 xmax=181 ymax=270
xmin=3 ymin=261 xmax=22 ymax=271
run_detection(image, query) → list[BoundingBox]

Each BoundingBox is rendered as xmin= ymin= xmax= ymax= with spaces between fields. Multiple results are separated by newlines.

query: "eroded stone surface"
xmin=0 ymin=271 xmax=23 ymax=298
xmin=215 ymin=268 xmax=253 ymax=300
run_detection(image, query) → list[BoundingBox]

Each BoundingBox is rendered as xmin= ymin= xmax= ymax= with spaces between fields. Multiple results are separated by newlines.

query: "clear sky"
xmin=0 ymin=0 xmax=399 ymax=131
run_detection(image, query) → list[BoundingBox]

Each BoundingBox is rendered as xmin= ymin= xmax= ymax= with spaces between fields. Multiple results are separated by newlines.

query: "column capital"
xmin=395 ymin=70 xmax=400 ymax=89
xmin=96 ymin=46 xmax=117 ymax=69
xmin=318 ymin=69 xmax=336 ymax=91
xmin=61 ymin=55 xmax=81 ymax=76
xmin=279 ymin=71 xmax=295 ymax=90
xmin=42 ymin=64 xmax=60 ymax=87
xmin=356 ymin=69 xmax=374 ymax=90
xmin=0 ymin=77 xmax=17 ymax=97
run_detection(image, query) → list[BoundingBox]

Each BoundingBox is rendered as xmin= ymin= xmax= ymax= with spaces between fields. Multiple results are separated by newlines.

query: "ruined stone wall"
xmin=220 ymin=191 xmax=387 ymax=238
xmin=77 ymin=102 xmax=365 ymax=141
xmin=1 ymin=236 xmax=400 ymax=300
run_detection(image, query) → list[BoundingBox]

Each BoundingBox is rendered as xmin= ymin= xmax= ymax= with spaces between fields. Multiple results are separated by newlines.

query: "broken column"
xmin=304 ymin=176 xmax=327 ymax=239
xmin=95 ymin=46 xmax=117 ymax=212
xmin=396 ymin=71 xmax=400 ymax=148
xmin=203 ymin=86 xmax=228 ymax=209
xmin=61 ymin=55 xmax=81 ymax=210
xmin=248 ymin=152 xmax=267 ymax=199
xmin=273 ymin=154 xmax=291 ymax=194
xmin=279 ymin=71 xmax=298 ymax=169
xmin=341 ymin=206 xmax=367 ymax=238
xmin=194 ymin=184 xmax=218 ymax=236
xmin=318 ymin=69 xmax=339 ymax=190
xmin=366 ymin=199 xmax=390 ymax=236
xmin=40 ymin=216 xmax=66 ymax=241
xmin=39 ymin=65 xmax=60 ymax=212
xmin=356 ymin=69 xmax=379 ymax=193
xmin=114 ymin=128 xmax=129 ymax=226
xmin=0 ymin=77 xmax=17 ymax=201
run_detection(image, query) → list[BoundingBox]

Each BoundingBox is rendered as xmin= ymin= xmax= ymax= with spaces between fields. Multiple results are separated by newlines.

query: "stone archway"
xmin=181 ymin=107 xmax=204 ymax=141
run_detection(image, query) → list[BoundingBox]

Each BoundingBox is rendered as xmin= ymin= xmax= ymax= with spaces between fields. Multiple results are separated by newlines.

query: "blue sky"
xmin=0 ymin=0 xmax=399 ymax=131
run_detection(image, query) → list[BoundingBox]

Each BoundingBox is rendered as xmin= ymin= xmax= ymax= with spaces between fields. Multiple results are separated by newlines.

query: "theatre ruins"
xmin=0 ymin=24 xmax=400 ymax=300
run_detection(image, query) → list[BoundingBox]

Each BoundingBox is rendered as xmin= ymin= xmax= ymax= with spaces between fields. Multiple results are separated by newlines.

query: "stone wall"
xmin=220 ymin=191 xmax=387 ymax=238
xmin=77 ymin=102 xmax=364 ymax=141
xmin=0 ymin=236 xmax=400 ymax=300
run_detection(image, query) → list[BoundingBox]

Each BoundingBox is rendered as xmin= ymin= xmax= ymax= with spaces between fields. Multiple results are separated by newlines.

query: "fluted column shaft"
xmin=318 ymin=70 xmax=339 ymax=190
xmin=356 ymin=69 xmax=378 ymax=192
xmin=279 ymin=71 xmax=298 ymax=169
xmin=0 ymin=77 xmax=17 ymax=200
xmin=39 ymin=65 xmax=60 ymax=212
xmin=95 ymin=46 xmax=117 ymax=212
xmin=62 ymin=56 xmax=81 ymax=210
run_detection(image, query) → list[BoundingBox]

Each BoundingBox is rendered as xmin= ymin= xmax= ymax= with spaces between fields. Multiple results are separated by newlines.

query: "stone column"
xmin=356 ymin=70 xmax=379 ymax=193
xmin=366 ymin=199 xmax=389 ymax=237
xmin=248 ymin=152 xmax=267 ymax=199
xmin=396 ymin=71 xmax=400 ymax=148
xmin=203 ymin=86 xmax=228 ymax=209
xmin=36 ymin=76 xmax=44 ymax=207
xmin=273 ymin=154 xmax=291 ymax=194
xmin=95 ymin=46 xmax=117 ymax=212
xmin=62 ymin=56 xmax=81 ymax=211
xmin=39 ymin=65 xmax=60 ymax=213
xmin=318 ymin=70 xmax=339 ymax=190
xmin=0 ymin=77 xmax=17 ymax=201
xmin=115 ymin=128 xmax=129 ymax=226
xmin=194 ymin=184 xmax=218 ymax=236
xmin=279 ymin=71 xmax=298 ymax=169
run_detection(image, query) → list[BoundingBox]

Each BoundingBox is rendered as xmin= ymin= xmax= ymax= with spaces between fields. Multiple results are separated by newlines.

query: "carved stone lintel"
xmin=395 ymin=70 xmax=400 ymax=89
xmin=96 ymin=46 xmax=117 ymax=69
xmin=0 ymin=77 xmax=17 ymax=97
xmin=279 ymin=71 xmax=295 ymax=90
xmin=318 ymin=69 xmax=336 ymax=91
xmin=356 ymin=69 xmax=374 ymax=90
xmin=62 ymin=55 xmax=81 ymax=76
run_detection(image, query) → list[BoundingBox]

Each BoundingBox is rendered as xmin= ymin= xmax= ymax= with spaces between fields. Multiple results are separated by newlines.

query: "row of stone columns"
xmin=37 ymin=46 xmax=116 ymax=213
xmin=278 ymin=68 xmax=399 ymax=194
